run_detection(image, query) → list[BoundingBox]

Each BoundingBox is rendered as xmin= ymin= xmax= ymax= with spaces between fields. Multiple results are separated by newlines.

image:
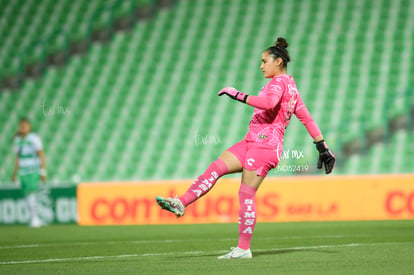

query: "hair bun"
xmin=274 ymin=37 xmax=288 ymax=49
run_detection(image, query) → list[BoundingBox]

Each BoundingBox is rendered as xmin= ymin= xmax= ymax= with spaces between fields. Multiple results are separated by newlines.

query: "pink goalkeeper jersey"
xmin=244 ymin=75 xmax=302 ymax=148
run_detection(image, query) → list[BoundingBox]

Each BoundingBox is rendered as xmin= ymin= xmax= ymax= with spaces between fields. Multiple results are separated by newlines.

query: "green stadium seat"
xmin=0 ymin=0 xmax=414 ymax=182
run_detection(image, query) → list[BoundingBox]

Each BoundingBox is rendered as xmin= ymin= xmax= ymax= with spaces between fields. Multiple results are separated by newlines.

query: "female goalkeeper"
xmin=156 ymin=38 xmax=336 ymax=259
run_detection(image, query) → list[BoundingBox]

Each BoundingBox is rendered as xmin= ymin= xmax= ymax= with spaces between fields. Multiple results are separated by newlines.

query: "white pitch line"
xmin=0 ymin=244 xmax=40 ymax=249
xmin=0 ymin=239 xmax=183 ymax=249
xmin=1 ymin=242 xmax=411 ymax=266
xmin=0 ymin=251 xmax=209 ymax=265
xmin=0 ymin=235 xmax=369 ymax=250
xmin=0 ymin=254 xmax=140 ymax=265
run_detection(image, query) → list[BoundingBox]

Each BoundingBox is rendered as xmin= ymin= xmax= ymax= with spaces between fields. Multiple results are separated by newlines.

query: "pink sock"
xmin=179 ymin=159 xmax=228 ymax=206
xmin=237 ymin=183 xmax=257 ymax=250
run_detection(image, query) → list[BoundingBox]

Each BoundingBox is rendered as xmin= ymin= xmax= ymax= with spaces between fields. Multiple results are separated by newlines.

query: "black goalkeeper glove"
xmin=314 ymin=140 xmax=336 ymax=174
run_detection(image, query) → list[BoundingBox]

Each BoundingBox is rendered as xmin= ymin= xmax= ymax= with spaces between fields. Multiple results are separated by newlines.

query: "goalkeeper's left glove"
xmin=218 ymin=87 xmax=248 ymax=103
xmin=314 ymin=140 xmax=336 ymax=174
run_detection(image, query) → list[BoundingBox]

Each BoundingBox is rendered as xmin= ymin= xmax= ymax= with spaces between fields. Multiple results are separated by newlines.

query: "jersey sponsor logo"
xmin=199 ymin=184 xmax=208 ymax=191
xmin=242 ymin=227 xmax=253 ymax=233
xmin=284 ymin=84 xmax=298 ymax=129
xmin=192 ymin=189 xmax=202 ymax=198
xmin=247 ymin=158 xmax=255 ymax=166
xmin=244 ymin=219 xmax=255 ymax=226
xmin=242 ymin=199 xmax=255 ymax=232
xmin=202 ymin=179 xmax=212 ymax=188
xmin=192 ymin=171 xmax=219 ymax=198
xmin=245 ymin=212 xmax=256 ymax=218
xmin=287 ymin=83 xmax=298 ymax=96
xmin=270 ymin=84 xmax=282 ymax=92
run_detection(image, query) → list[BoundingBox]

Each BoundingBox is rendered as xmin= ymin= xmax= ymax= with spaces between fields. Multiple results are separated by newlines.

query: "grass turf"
xmin=0 ymin=220 xmax=413 ymax=274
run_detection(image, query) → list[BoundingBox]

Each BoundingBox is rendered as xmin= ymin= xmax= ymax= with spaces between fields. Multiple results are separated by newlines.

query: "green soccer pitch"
xmin=1 ymin=220 xmax=413 ymax=274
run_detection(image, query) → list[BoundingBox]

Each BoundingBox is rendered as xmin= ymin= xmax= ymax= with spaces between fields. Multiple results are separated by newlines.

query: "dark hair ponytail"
xmin=266 ymin=37 xmax=290 ymax=67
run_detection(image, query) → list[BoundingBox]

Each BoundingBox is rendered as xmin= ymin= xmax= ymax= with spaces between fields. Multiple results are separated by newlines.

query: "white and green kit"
xmin=14 ymin=132 xmax=44 ymax=227
xmin=14 ymin=132 xmax=43 ymax=194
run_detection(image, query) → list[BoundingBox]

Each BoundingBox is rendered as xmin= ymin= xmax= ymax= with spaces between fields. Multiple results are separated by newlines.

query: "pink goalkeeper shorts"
xmin=227 ymin=140 xmax=281 ymax=178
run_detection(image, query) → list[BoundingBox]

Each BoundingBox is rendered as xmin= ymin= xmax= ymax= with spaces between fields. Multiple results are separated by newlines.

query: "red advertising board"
xmin=77 ymin=175 xmax=414 ymax=225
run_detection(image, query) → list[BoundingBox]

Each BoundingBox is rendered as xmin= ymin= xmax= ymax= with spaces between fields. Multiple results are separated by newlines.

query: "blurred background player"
xmin=156 ymin=37 xmax=336 ymax=259
xmin=11 ymin=118 xmax=47 ymax=228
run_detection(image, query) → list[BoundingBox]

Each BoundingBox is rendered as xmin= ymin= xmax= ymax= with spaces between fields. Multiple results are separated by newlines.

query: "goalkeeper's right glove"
xmin=218 ymin=87 xmax=248 ymax=103
xmin=314 ymin=140 xmax=336 ymax=174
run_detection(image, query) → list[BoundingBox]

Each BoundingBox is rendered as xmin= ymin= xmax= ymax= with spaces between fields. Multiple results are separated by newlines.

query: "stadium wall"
xmin=77 ymin=175 xmax=414 ymax=225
